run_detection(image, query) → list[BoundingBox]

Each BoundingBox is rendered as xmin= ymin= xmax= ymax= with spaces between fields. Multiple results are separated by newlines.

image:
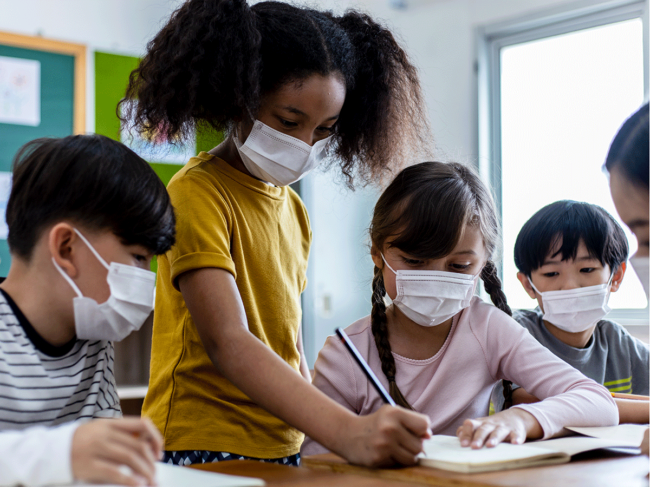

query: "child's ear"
xmin=517 ymin=272 xmax=537 ymax=299
xmin=370 ymin=245 xmax=383 ymax=269
xmin=49 ymin=223 xmax=79 ymax=278
xmin=610 ymin=262 xmax=626 ymax=293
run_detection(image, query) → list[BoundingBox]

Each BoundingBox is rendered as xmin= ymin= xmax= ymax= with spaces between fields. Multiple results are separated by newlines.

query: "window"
xmin=478 ymin=1 xmax=649 ymax=324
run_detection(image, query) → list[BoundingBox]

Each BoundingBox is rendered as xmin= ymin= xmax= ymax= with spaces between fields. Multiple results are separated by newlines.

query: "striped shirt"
xmin=0 ymin=289 xmax=120 ymax=431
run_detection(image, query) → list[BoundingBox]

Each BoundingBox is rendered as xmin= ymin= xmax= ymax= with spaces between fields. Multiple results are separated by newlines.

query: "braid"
xmin=480 ymin=261 xmax=512 ymax=317
xmin=480 ymin=260 xmax=514 ymax=408
xmin=370 ymin=266 xmax=413 ymax=410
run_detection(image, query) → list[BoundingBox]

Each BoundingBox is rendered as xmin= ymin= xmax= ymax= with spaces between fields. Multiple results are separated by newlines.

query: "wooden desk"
xmin=191 ymin=450 xmax=649 ymax=487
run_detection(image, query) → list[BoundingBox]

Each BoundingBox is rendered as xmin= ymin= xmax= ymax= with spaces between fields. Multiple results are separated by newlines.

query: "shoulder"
xmin=512 ymin=308 xmax=542 ymax=332
xmin=596 ymin=319 xmax=649 ymax=353
xmin=319 ymin=316 xmax=373 ymax=360
xmin=463 ymin=297 xmax=532 ymax=345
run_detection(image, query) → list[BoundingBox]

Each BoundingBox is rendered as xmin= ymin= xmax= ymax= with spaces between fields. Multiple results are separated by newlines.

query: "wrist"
xmin=512 ymin=407 xmax=543 ymax=439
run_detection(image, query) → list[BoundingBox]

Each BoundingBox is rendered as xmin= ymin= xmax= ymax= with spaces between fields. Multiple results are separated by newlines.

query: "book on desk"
xmin=418 ymin=424 xmax=647 ymax=474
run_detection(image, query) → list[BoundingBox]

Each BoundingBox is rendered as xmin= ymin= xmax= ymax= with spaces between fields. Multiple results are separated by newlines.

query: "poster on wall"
xmin=0 ymin=56 xmax=40 ymax=126
xmin=120 ymin=100 xmax=195 ymax=164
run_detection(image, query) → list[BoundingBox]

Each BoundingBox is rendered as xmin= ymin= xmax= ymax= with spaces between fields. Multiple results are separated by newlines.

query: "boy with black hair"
xmin=0 ymin=135 xmax=175 ymax=486
xmin=496 ymin=200 xmax=648 ymax=424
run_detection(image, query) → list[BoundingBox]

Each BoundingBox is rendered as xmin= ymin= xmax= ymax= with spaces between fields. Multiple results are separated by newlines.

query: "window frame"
xmin=476 ymin=0 xmax=649 ymax=327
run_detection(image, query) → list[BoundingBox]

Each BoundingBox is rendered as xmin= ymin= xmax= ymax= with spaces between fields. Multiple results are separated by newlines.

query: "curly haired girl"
xmin=124 ymin=0 xmax=433 ymax=468
xmin=303 ymin=161 xmax=618 ymax=455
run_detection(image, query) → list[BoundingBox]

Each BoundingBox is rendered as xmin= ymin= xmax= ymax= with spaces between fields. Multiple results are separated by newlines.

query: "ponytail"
xmin=370 ymin=266 xmax=413 ymax=410
xmin=123 ymin=0 xmax=262 ymax=141
xmin=333 ymin=11 xmax=431 ymax=185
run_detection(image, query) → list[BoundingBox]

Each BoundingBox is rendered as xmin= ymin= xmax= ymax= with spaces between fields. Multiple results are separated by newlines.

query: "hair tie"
xmin=386 ymin=374 xmax=395 ymax=382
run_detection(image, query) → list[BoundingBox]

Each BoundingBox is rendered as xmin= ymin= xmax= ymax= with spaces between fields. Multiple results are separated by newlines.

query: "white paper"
xmin=0 ymin=56 xmax=40 ymax=126
xmin=419 ymin=435 xmax=561 ymax=466
xmin=0 ymin=172 xmax=12 ymax=240
xmin=566 ymin=424 xmax=648 ymax=447
xmin=64 ymin=462 xmax=265 ymax=487
xmin=120 ymin=100 xmax=194 ymax=164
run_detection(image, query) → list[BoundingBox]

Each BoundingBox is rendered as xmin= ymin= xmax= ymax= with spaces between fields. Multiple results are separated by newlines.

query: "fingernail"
xmin=460 ymin=439 xmax=469 ymax=447
xmin=426 ymin=428 xmax=432 ymax=436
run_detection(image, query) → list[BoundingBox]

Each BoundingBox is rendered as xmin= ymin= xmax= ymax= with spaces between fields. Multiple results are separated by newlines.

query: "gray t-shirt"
xmin=492 ymin=307 xmax=649 ymax=412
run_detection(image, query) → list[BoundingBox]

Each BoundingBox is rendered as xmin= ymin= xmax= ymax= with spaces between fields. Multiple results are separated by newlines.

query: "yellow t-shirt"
xmin=142 ymin=152 xmax=310 ymax=458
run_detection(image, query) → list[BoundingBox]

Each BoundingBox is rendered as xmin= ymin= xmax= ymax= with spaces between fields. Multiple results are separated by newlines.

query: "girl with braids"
xmin=126 ymin=0 xmax=433 ymax=468
xmin=302 ymin=161 xmax=618 ymax=455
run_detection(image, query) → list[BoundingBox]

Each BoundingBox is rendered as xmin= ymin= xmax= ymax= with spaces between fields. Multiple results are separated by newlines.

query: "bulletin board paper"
xmin=0 ymin=55 xmax=40 ymax=126
xmin=0 ymin=171 xmax=12 ymax=240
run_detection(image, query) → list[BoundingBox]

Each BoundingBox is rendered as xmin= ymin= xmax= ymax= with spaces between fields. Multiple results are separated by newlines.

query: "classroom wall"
xmin=0 ymin=0 xmax=636 ymax=366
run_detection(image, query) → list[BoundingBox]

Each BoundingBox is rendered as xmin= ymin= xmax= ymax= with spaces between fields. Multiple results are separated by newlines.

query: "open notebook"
xmin=418 ymin=424 xmax=647 ymax=474
xmin=65 ymin=462 xmax=265 ymax=487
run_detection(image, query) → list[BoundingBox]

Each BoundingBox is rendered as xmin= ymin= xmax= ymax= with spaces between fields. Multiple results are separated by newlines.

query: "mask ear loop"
xmin=527 ymin=276 xmax=542 ymax=296
xmin=52 ymin=258 xmax=83 ymax=298
xmin=381 ymin=254 xmax=398 ymax=275
xmin=73 ymin=229 xmax=110 ymax=271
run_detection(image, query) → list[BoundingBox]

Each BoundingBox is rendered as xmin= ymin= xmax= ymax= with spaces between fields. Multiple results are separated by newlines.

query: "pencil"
xmin=611 ymin=392 xmax=649 ymax=401
xmin=335 ymin=328 xmax=396 ymax=406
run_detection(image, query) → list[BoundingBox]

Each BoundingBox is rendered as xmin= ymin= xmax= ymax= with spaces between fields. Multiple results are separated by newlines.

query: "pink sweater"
xmin=301 ymin=297 xmax=618 ymax=455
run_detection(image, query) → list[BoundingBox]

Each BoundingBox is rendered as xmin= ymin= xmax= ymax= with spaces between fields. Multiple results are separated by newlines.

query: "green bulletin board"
xmin=0 ymin=32 xmax=85 ymax=277
xmin=94 ymin=51 xmax=223 ymax=186
xmin=94 ymin=51 xmax=223 ymax=271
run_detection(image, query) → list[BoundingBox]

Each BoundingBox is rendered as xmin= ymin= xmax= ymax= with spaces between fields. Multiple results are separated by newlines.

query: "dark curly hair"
xmin=121 ymin=0 xmax=432 ymax=186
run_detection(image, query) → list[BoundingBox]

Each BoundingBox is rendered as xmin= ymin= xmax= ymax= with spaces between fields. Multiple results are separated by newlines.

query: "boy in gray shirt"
xmin=494 ymin=200 xmax=649 ymax=424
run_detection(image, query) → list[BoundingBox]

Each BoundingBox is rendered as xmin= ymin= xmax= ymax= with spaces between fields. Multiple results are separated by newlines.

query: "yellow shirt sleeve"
xmin=167 ymin=172 xmax=236 ymax=289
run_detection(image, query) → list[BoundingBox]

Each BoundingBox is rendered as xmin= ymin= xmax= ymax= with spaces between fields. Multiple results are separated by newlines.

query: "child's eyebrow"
xmin=451 ymin=250 xmax=477 ymax=256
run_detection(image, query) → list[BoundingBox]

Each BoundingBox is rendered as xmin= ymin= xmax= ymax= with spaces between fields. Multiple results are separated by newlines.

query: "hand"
xmin=71 ymin=417 xmax=164 ymax=486
xmin=338 ymin=405 xmax=431 ymax=467
xmin=456 ymin=408 xmax=542 ymax=449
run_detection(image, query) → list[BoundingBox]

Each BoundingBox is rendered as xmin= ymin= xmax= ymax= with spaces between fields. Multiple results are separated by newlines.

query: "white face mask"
xmin=233 ymin=120 xmax=331 ymax=187
xmin=629 ymin=256 xmax=649 ymax=299
xmin=528 ymin=274 xmax=613 ymax=333
xmin=382 ymin=254 xmax=477 ymax=327
xmin=52 ymin=229 xmax=156 ymax=341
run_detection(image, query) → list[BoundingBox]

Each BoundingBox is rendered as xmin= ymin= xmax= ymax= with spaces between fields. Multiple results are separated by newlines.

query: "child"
xmin=498 ymin=201 xmax=649 ymax=424
xmin=302 ymin=162 xmax=618 ymax=455
xmin=126 ymin=0 xmax=432 ymax=468
xmin=0 ymin=135 xmax=174 ymax=486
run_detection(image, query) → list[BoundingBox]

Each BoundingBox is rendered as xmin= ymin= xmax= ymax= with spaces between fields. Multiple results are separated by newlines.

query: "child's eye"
xmin=316 ymin=125 xmax=335 ymax=134
xmin=402 ymin=257 xmax=424 ymax=266
xmin=542 ymin=272 xmax=559 ymax=277
xmin=451 ymin=264 xmax=470 ymax=270
xmin=279 ymin=119 xmax=298 ymax=128
xmin=580 ymin=267 xmax=596 ymax=273
xmin=133 ymin=254 xmax=147 ymax=263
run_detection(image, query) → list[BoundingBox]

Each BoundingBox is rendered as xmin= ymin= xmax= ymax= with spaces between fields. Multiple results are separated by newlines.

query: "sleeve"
xmin=479 ymin=308 xmax=618 ymax=439
xmin=167 ymin=173 xmax=236 ymax=290
xmin=300 ymin=335 xmax=360 ymax=456
xmin=0 ymin=422 xmax=79 ymax=486
xmin=626 ymin=332 xmax=649 ymax=395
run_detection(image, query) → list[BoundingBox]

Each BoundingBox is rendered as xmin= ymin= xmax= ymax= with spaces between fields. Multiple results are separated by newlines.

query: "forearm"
xmin=205 ymin=326 xmax=355 ymax=455
xmin=0 ymin=423 xmax=78 ymax=486
xmin=616 ymin=398 xmax=650 ymax=424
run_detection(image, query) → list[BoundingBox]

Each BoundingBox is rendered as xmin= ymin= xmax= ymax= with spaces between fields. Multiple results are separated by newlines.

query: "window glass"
xmin=500 ymin=18 xmax=646 ymax=310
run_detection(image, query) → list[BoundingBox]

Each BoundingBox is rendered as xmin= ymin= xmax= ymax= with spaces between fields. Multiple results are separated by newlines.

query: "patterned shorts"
xmin=163 ymin=450 xmax=301 ymax=467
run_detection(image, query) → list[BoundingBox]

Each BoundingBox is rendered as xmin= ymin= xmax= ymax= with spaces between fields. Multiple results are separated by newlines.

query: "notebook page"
xmin=419 ymin=435 xmax=563 ymax=467
xmin=529 ymin=436 xmax=640 ymax=456
xmin=566 ymin=424 xmax=648 ymax=447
